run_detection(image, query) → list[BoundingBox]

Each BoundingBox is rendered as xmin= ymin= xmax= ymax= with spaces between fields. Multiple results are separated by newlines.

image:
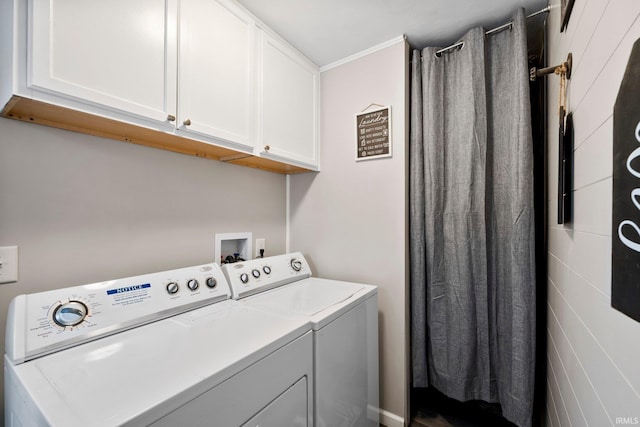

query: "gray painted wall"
xmin=0 ymin=118 xmax=287 ymax=421
xmin=289 ymin=40 xmax=409 ymax=424
xmin=545 ymin=0 xmax=640 ymax=425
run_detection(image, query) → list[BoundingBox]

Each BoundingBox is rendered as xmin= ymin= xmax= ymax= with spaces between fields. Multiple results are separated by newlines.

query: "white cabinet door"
xmin=259 ymin=31 xmax=319 ymax=170
xmin=177 ymin=0 xmax=255 ymax=152
xmin=29 ymin=0 xmax=176 ymax=123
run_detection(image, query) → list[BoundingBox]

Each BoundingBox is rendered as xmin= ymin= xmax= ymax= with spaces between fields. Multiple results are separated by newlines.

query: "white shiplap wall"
xmin=546 ymin=1 xmax=640 ymax=426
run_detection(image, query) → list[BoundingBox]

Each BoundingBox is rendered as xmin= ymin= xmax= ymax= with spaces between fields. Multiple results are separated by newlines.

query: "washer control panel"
xmin=222 ymin=252 xmax=311 ymax=299
xmin=6 ymin=263 xmax=231 ymax=364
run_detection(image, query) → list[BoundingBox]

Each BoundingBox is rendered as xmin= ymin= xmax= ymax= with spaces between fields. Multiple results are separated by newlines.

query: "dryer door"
xmin=150 ymin=332 xmax=313 ymax=427
xmin=242 ymin=377 xmax=308 ymax=427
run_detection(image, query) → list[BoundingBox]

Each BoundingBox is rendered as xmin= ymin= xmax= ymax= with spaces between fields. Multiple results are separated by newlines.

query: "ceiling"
xmin=236 ymin=0 xmax=549 ymax=67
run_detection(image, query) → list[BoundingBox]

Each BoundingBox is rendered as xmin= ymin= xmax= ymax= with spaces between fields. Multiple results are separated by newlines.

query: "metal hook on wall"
xmin=529 ymin=52 xmax=573 ymax=122
xmin=529 ymin=52 xmax=573 ymax=82
xmin=530 ymin=52 xmax=575 ymax=225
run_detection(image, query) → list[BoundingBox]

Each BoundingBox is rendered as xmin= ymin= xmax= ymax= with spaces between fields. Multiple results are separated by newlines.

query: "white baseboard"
xmin=379 ymin=408 xmax=405 ymax=427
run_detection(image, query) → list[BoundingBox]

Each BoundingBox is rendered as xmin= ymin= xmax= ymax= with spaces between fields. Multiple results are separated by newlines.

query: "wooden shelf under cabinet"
xmin=1 ymin=96 xmax=312 ymax=175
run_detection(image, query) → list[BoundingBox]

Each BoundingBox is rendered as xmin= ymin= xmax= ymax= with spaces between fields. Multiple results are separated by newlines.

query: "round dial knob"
xmin=290 ymin=258 xmax=303 ymax=272
xmin=240 ymin=273 xmax=249 ymax=284
xmin=166 ymin=282 xmax=179 ymax=294
xmin=263 ymin=266 xmax=272 ymax=275
xmin=53 ymin=301 xmax=88 ymax=327
xmin=251 ymin=269 xmax=261 ymax=278
xmin=187 ymin=279 xmax=199 ymax=291
xmin=206 ymin=277 xmax=217 ymax=288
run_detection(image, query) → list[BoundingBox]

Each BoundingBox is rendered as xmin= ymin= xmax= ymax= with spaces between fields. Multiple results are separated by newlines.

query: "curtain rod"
xmin=435 ymin=5 xmax=551 ymax=57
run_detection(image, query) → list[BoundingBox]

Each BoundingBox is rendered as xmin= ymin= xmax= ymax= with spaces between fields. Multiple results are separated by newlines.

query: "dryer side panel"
xmin=315 ymin=295 xmax=379 ymax=427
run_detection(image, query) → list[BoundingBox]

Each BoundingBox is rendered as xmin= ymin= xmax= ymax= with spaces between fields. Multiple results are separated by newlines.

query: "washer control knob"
xmin=240 ymin=273 xmax=249 ymax=284
xmin=263 ymin=266 xmax=272 ymax=275
xmin=251 ymin=269 xmax=261 ymax=278
xmin=53 ymin=301 xmax=88 ymax=327
xmin=187 ymin=279 xmax=199 ymax=291
xmin=291 ymin=258 xmax=303 ymax=272
xmin=166 ymin=282 xmax=179 ymax=294
xmin=206 ymin=277 xmax=217 ymax=288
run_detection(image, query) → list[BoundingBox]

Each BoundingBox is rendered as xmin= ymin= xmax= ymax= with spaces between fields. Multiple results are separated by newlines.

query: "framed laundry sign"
xmin=612 ymin=37 xmax=640 ymax=323
xmin=356 ymin=105 xmax=392 ymax=161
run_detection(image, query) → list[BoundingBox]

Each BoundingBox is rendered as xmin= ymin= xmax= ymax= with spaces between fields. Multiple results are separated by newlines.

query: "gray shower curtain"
xmin=410 ymin=9 xmax=536 ymax=427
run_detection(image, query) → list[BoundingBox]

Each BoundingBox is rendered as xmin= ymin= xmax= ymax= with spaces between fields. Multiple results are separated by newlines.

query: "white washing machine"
xmin=222 ymin=252 xmax=379 ymax=427
xmin=4 ymin=263 xmax=313 ymax=427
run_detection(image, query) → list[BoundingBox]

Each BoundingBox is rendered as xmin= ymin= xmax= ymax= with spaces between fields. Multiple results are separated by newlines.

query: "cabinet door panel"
xmin=178 ymin=0 xmax=254 ymax=151
xmin=30 ymin=0 xmax=175 ymax=122
xmin=260 ymin=33 xmax=319 ymax=169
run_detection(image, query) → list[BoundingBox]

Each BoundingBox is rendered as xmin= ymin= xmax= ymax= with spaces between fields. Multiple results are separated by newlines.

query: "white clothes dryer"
xmin=4 ymin=263 xmax=313 ymax=427
xmin=222 ymin=252 xmax=379 ymax=427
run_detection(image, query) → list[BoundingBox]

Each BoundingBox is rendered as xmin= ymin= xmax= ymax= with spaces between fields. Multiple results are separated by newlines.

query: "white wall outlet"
xmin=0 ymin=246 xmax=19 ymax=284
xmin=255 ymin=238 xmax=266 ymax=258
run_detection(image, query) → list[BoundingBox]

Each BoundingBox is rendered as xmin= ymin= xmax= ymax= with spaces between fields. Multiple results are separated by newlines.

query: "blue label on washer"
xmin=106 ymin=283 xmax=151 ymax=295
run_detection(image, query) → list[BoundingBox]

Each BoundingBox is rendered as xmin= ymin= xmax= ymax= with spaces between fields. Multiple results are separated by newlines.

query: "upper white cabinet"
xmin=1 ymin=0 xmax=319 ymax=172
xmin=259 ymin=30 xmax=319 ymax=170
xmin=177 ymin=0 xmax=255 ymax=152
xmin=29 ymin=0 xmax=177 ymax=127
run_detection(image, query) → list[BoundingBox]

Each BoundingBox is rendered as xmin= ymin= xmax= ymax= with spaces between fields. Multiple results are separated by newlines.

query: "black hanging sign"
xmin=355 ymin=106 xmax=392 ymax=161
xmin=557 ymin=111 xmax=573 ymax=224
xmin=560 ymin=0 xmax=575 ymax=32
xmin=612 ymin=37 xmax=640 ymax=323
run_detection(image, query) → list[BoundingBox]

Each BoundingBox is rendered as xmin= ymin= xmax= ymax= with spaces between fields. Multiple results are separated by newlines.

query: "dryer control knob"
xmin=53 ymin=301 xmax=88 ymax=327
xmin=291 ymin=258 xmax=302 ymax=272
xmin=240 ymin=273 xmax=249 ymax=284
xmin=206 ymin=277 xmax=217 ymax=288
xmin=166 ymin=282 xmax=179 ymax=294
xmin=251 ymin=269 xmax=260 ymax=278
xmin=263 ymin=266 xmax=272 ymax=275
xmin=187 ymin=279 xmax=199 ymax=291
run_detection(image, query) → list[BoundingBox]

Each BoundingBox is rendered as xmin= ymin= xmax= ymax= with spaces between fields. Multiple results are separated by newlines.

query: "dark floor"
xmin=410 ymin=388 xmax=516 ymax=427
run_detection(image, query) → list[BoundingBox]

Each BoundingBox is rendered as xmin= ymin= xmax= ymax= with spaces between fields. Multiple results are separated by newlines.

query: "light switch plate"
xmin=0 ymin=246 xmax=18 ymax=284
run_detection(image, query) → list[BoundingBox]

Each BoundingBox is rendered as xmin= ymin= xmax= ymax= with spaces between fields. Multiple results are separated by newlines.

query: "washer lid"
xmin=243 ymin=278 xmax=377 ymax=329
xmin=7 ymin=301 xmax=310 ymax=427
xmin=253 ymin=280 xmax=363 ymax=316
